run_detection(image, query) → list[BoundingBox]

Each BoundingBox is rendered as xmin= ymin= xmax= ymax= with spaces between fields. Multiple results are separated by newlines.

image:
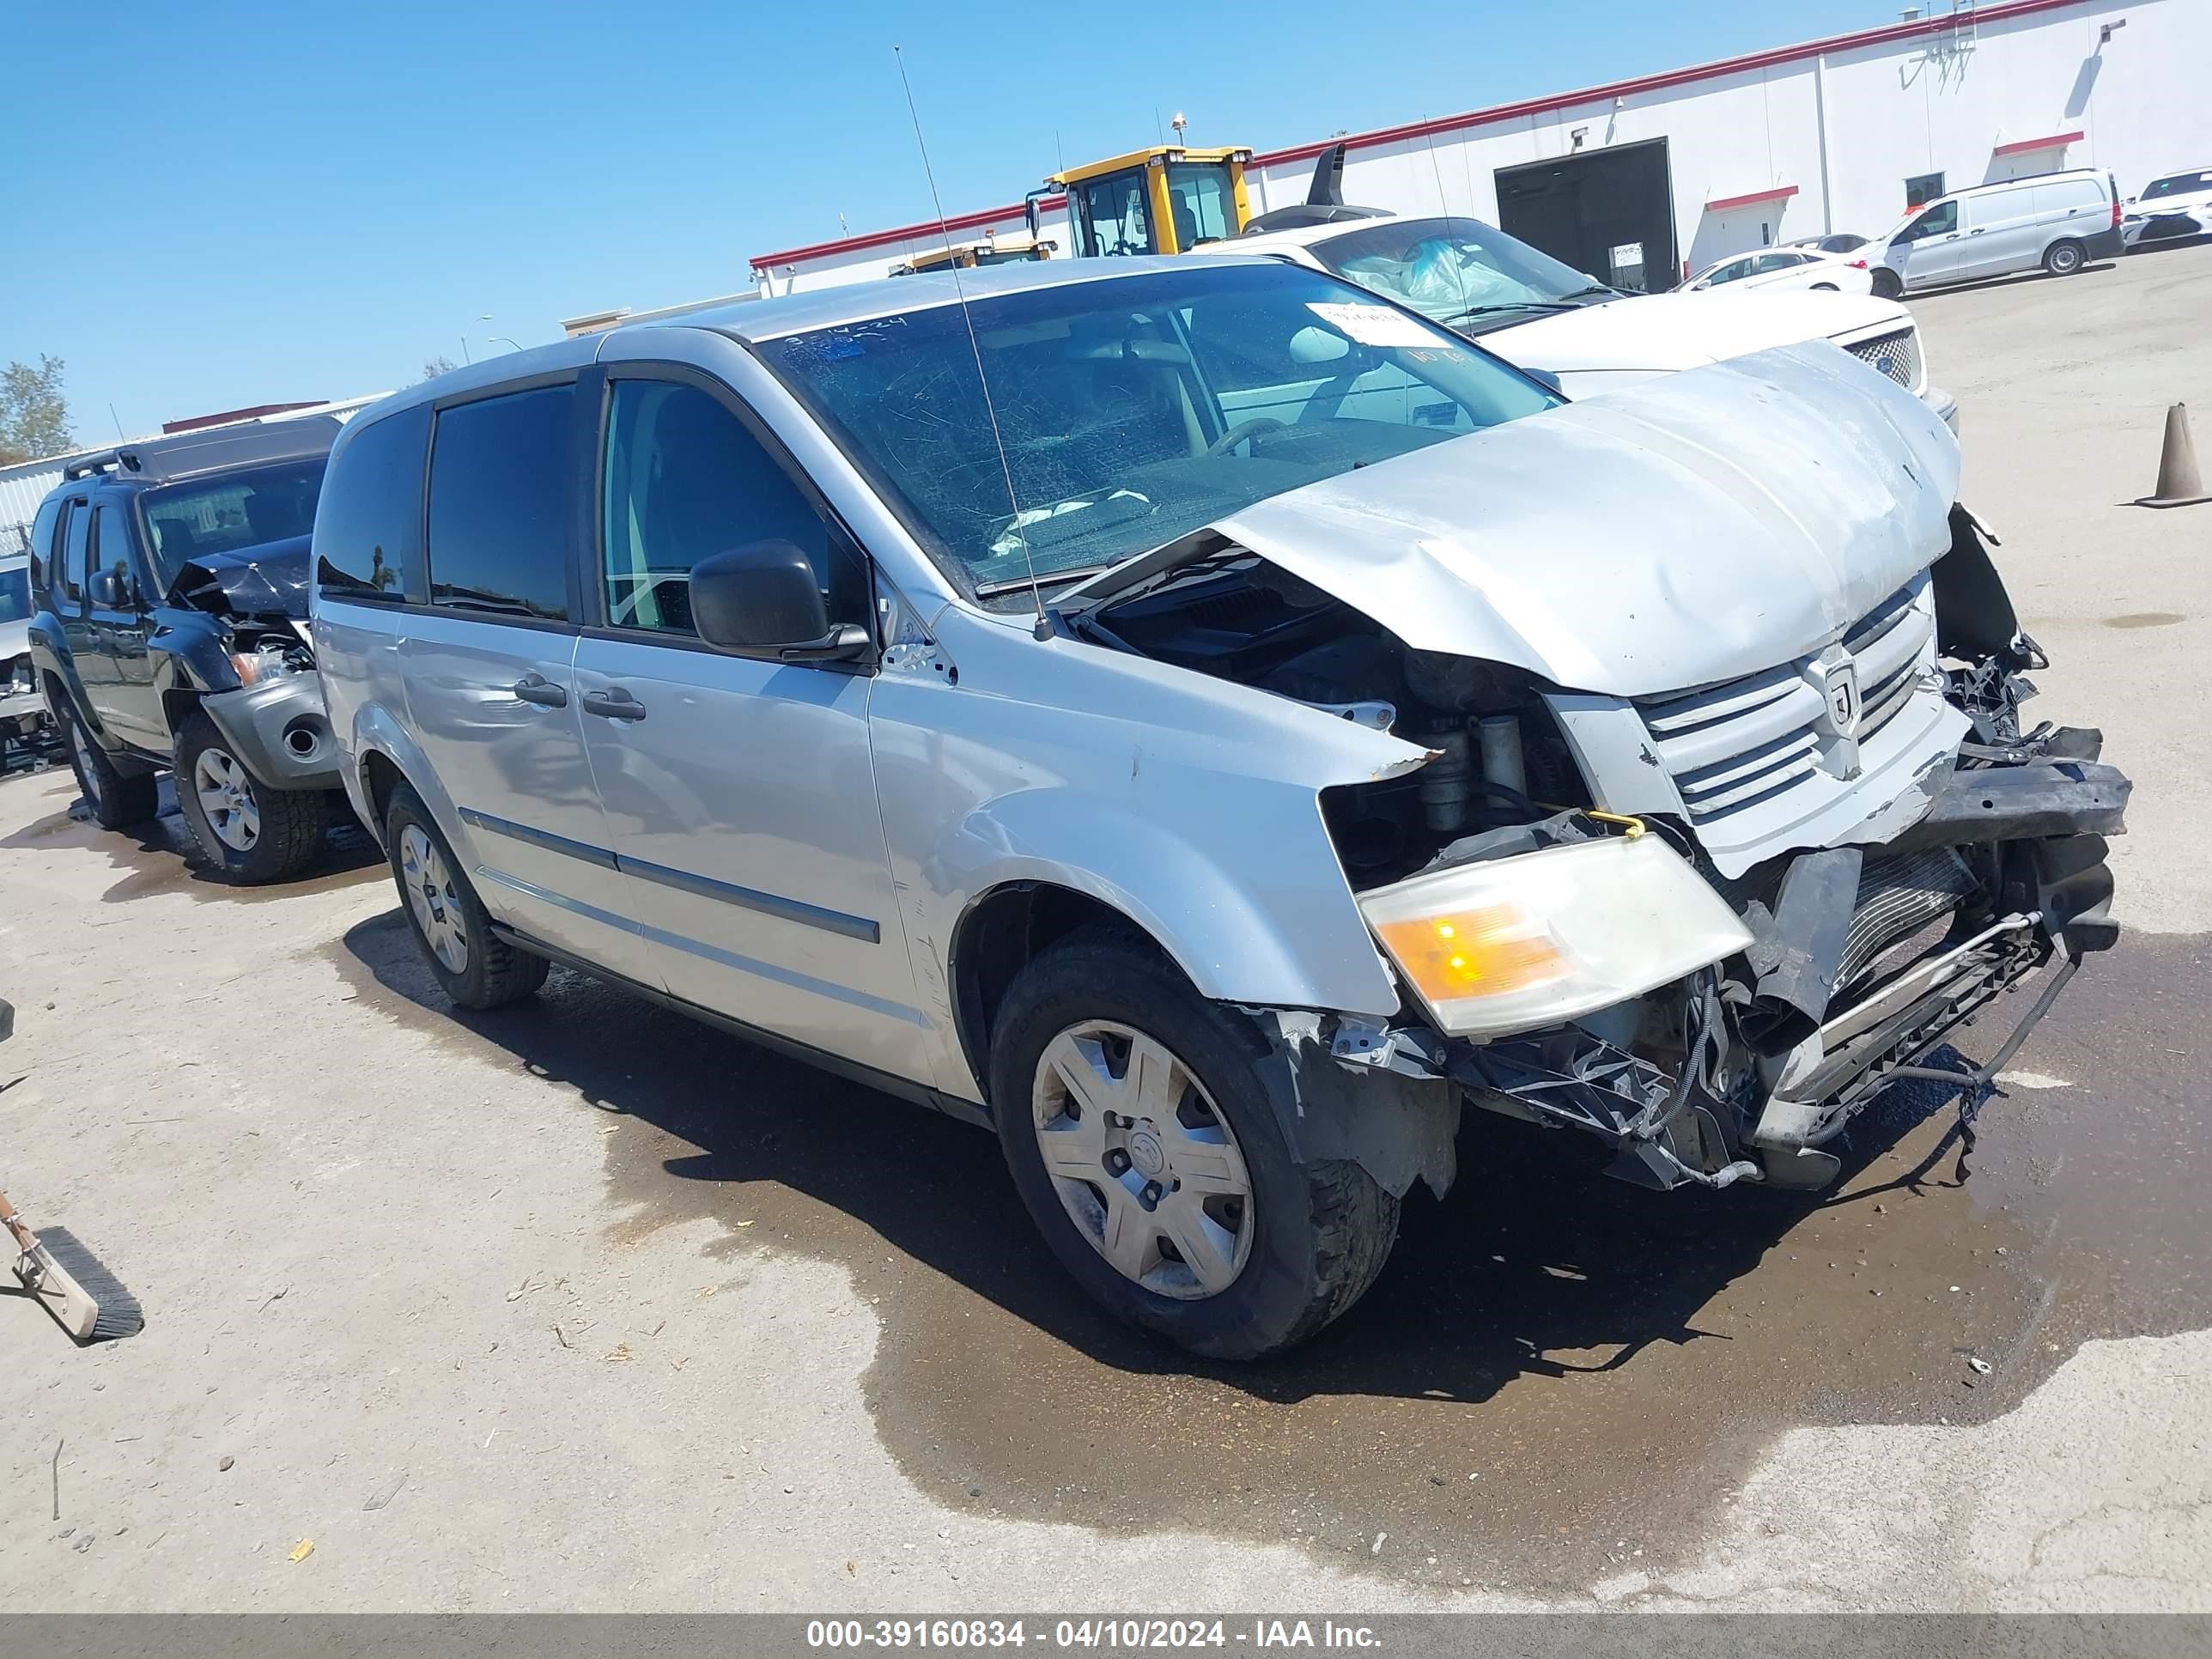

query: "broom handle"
xmin=0 ymin=1190 xmax=37 ymax=1255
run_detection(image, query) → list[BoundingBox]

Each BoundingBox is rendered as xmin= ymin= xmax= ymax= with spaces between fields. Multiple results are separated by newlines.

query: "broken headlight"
xmin=1358 ymin=833 xmax=1753 ymax=1039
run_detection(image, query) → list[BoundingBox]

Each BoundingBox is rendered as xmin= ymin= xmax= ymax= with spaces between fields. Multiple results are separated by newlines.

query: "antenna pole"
xmin=893 ymin=45 xmax=1046 ymax=629
xmin=1420 ymin=119 xmax=1474 ymax=323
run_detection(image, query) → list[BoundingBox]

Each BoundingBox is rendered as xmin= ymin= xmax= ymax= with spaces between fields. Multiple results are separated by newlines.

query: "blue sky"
xmin=6 ymin=1 xmax=1880 ymax=441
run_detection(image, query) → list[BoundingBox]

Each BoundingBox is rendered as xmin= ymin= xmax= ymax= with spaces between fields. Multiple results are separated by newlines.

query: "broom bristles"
xmin=33 ymin=1227 xmax=144 ymax=1341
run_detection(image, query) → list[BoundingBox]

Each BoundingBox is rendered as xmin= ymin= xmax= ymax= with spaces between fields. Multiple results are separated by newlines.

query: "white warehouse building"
xmin=736 ymin=0 xmax=2207 ymax=298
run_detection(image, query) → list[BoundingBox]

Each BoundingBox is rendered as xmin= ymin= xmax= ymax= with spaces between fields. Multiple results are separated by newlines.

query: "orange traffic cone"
xmin=2137 ymin=403 xmax=2210 ymax=508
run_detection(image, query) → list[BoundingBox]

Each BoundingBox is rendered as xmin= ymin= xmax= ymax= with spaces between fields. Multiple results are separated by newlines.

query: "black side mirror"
xmin=1024 ymin=195 xmax=1042 ymax=240
xmin=690 ymin=539 xmax=868 ymax=664
xmin=90 ymin=568 xmax=134 ymax=608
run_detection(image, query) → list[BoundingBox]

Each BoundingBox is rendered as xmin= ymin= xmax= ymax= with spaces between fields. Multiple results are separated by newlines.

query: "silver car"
xmin=313 ymin=258 xmax=2127 ymax=1358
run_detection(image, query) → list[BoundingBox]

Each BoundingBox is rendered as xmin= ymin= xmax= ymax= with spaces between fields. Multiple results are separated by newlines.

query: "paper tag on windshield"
xmin=1306 ymin=301 xmax=1436 ymax=348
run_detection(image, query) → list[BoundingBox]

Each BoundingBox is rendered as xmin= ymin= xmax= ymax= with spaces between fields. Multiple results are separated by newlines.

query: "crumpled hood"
xmin=1482 ymin=289 xmax=1907 ymax=375
xmin=1210 ymin=341 xmax=1960 ymax=697
xmin=170 ymin=535 xmax=312 ymax=621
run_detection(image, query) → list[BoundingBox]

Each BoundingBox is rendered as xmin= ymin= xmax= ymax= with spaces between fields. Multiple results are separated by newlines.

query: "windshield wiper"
xmin=1552 ymin=284 xmax=1619 ymax=301
xmin=974 ymin=564 xmax=1111 ymax=599
xmin=1437 ymin=300 xmax=1587 ymax=325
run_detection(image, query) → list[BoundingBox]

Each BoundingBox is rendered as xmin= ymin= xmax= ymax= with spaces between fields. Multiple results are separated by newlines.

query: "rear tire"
xmin=2044 ymin=239 xmax=2086 ymax=276
xmin=1810 ymin=281 xmax=1839 ymax=291
xmin=988 ymin=930 xmax=1400 ymax=1359
xmin=173 ymin=711 xmax=330 ymax=884
xmin=383 ymin=781 xmax=549 ymax=1009
xmin=1870 ymin=267 xmax=1905 ymax=300
xmin=61 ymin=703 xmax=159 ymax=830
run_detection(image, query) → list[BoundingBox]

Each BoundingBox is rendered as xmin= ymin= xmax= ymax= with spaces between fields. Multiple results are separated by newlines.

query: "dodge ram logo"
xmin=1826 ymin=662 xmax=1861 ymax=735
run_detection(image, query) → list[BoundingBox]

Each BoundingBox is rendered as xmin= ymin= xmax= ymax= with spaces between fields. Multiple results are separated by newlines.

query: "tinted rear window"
xmin=316 ymin=404 xmax=430 ymax=603
xmin=426 ymin=386 xmax=574 ymax=622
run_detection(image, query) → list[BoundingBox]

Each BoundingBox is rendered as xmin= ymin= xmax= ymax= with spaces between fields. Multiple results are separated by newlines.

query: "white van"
xmin=1869 ymin=169 xmax=2124 ymax=296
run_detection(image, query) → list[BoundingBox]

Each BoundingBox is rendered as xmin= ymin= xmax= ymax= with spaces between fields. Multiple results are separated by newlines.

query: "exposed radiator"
xmin=1838 ymin=847 xmax=1978 ymax=989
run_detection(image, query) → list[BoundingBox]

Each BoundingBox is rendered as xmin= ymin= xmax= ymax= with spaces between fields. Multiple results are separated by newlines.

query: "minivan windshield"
xmin=0 ymin=565 xmax=29 ymax=624
xmin=1304 ymin=216 xmax=1613 ymax=329
xmin=139 ymin=458 xmax=328 ymax=586
xmin=761 ymin=264 xmax=1559 ymax=603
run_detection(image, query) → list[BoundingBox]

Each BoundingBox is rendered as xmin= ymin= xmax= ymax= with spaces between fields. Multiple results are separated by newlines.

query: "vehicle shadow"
xmin=335 ymin=905 xmax=1976 ymax=1405
xmin=1904 ymin=261 xmax=2123 ymax=305
xmin=0 ymin=776 xmax=384 ymax=902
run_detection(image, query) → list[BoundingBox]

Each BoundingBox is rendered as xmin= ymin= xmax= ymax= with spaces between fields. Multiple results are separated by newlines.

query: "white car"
xmin=2123 ymin=167 xmax=2212 ymax=247
xmin=1229 ymin=213 xmax=1956 ymax=430
xmin=1686 ymin=246 xmax=1875 ymax=295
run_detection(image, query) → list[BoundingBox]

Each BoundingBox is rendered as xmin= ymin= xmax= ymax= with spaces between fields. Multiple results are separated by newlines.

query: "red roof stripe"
xmin=1705 ymin=185 xmax=1800 ymax=212
xmin=750 ymin=0 xmax=2091 ymax=270
xmin=1991 ymin=129 xmax=2086 ymax=156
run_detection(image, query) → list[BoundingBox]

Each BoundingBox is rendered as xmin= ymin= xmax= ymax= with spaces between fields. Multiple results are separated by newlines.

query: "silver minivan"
xmin=1869 ymin=168 xmax=2125 ymax=295
xmin=313 ymin=258 xmax=2126 ymax=1358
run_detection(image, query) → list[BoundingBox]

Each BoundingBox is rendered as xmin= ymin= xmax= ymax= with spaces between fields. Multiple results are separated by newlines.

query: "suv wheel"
xmin=173 ymin=712 xmax=328 ymax=884
xmin=383 ymin=781 xmax=549 ymax=1009
xmin=989 ymin=931 xmax=1400 ymax=1359
xmin=62 ymin=706 xmax=159 ymax=830
xmin=2044 ymin=239 xmax=2087 ymax=276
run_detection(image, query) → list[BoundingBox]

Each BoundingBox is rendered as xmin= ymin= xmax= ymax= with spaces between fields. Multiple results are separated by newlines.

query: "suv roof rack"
xmin=54 ymin=416 xmax=343 ymax=489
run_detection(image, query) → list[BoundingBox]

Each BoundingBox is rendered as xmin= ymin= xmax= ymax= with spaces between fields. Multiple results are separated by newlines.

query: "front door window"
xmin=599 ymin=379 xmax=865 ymax=635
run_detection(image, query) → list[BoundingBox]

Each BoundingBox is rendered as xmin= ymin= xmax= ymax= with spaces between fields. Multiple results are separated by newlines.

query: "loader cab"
xmin=1030 ymin=146 xmax=1252 ymax=258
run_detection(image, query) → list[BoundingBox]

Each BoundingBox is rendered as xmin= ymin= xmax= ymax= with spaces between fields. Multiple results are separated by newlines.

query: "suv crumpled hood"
xmin=1481 ymin=289 xmax=1908 ymax=375
xmin=1203 ymin=341 xmax=1960 ymax=698
xmin=170 ymin=535 xmax=312 ymax=621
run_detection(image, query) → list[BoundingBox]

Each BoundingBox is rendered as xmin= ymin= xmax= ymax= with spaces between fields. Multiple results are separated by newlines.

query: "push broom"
xmin=0 ymin=1000 xmax=143 ymax=1343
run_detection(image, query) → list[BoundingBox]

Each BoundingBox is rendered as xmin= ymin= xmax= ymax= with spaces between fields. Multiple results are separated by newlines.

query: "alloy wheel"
xmin=1030 ymin=1020 xmax=1255 ymax=1299
xmin=192 ymin=748 xmax=261 ymax=851
xmin=398 ymin=824 xmax=470 ymax=975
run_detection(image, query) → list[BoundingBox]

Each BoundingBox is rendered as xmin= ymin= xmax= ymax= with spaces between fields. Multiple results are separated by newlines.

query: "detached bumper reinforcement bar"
xmin=1886 ymin=759 xmax=2130 ymax=854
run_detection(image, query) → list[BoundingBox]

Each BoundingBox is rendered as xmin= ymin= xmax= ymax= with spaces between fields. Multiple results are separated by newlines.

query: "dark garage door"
xmin=1495 ymin=139 xmax=1679 ymax=293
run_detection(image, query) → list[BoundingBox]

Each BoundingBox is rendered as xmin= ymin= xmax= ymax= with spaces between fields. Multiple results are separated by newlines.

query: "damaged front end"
xmin=169 ymin=537 xmax=344 ymax=791
xmin=1071 ymin=503 xmax=2127 ymax=1198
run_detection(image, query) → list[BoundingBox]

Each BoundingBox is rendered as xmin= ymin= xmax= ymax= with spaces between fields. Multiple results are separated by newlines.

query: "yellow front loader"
xmin=1025 ymin=145 xmax=1254 ymax=258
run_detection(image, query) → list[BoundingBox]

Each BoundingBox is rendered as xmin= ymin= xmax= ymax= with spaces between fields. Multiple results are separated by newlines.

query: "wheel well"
xmin=950 ymin=883 xmax=1167 ymax=1104
xmin=360 ymin=750 xmax=403 ymax=834
xmin=161 ymin=688 xmax=201 ymax=743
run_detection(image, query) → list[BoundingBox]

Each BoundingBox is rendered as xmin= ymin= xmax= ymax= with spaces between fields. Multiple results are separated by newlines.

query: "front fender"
xmin=940 ymin=785 xmax=1398 ymax=1018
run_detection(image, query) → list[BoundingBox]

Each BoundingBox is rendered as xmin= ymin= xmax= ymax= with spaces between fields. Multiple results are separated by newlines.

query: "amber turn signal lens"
xmin=1374 ymin=904 xmax=1565 ymax=1001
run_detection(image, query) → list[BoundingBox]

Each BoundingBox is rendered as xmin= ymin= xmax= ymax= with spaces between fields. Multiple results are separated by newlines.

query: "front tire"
xmin=2044 ymin=239 xmax=2086 ymax=276
xmin=1870 ymin=267 xmax=1905 ymax=300
xmin=989 ymin=932 xmax=1399 ymax=1359
xmin=383 ymin=781 xmax=549 ymax=1009
xmin=173 ymin=711 xmax=329 ymax=884
xmin=62 ymin=704 xmax=159 ymax=830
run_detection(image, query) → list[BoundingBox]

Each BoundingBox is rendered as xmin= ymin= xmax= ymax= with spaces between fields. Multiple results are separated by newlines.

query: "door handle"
xmin=580 ymin=686 xmax=647 ymax=721
xmin=1969 ymin=228 xmax=1986 ymax=235
xmin=511 ymin=674 xmax=568 ymax=708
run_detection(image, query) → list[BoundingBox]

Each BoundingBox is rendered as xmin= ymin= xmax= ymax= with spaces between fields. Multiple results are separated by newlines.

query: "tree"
xmin=0 ymin=356 xmax=73 ymax=465
xmin=420 ymin=356 xmax=458 ymax=383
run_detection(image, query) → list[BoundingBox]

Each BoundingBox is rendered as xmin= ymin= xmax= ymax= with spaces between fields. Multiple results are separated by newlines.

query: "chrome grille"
xmin=1634 ymin=580 xmax=1936 ymax=830
xmin=1844 ymin=325 xmax=1923 ymax=392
